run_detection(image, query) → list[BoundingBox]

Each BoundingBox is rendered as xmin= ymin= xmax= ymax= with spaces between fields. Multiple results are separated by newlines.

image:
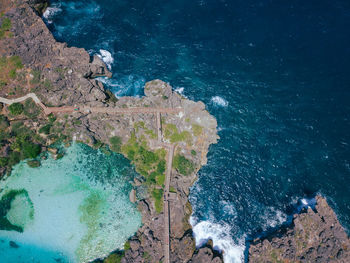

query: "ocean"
xmin=44 ymin=0 xmax=350 ymax=262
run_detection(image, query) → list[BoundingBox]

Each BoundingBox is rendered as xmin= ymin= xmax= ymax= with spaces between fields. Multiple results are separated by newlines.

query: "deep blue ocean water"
xmin=45 ymin=0 xmax=350 ymax=262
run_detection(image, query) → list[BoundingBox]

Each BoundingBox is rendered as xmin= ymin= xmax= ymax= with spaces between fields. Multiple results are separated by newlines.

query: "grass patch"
xmin=164 ymin=123 xmax=192 ymax=144
xmin=0 ymin=56 xmax=23 ymax=86
xmin=30 ymin=69 xmax=41 ymax=85
xmin=151 ymin=188 xmax=163 ymax=213
xmin=192 ymin=124 xmax=203 ymax=137
xmin=173 ymin=154 xmax=194 ymax=176
xmin=0 ymin=17 xmax=11 ymax=40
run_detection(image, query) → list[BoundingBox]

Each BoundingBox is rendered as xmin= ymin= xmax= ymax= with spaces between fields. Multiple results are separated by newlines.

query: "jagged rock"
xmin=249 ymin=196 xmax=350 ymax=262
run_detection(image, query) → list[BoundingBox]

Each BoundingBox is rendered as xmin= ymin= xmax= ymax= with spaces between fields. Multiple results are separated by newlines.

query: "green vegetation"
xmin=0 ymin=56 xmax=23 ymax=87
xmin=152 ymin=188 xmax=163 ymax=213
xmin=134 ymin=121 xmax=157 ymax=139
xmin=30 ymin=69 xmax=41 ymax=85
xmin=0 ymin=115 xmax=9 ymax=130
xmin=142 ymin=251 xmax=152 ymax=262
xmin=169 ymin=186 xmax=177 ymax=193
xmin=0 ymin=17 xmax=11 ymax=39
xmin=104 ymin=253 xmax=123 ymax=263
xmin=121 ymin=133 xmax=166 ymax=213
xmin=173 ymin=154 xmax=194 ymax=176
xmin=164 ymin=123 xmax=192 ymax=144
xmin=48 ymin=113 xmax=56 ymax=123
xmin=39 ymin=124 xmax=52 ymax=135
xmin=0 ymin=121 xmax=43 ymax=169
xmin=11 ymin=135 xmax=41 ymax=159
xmin=8 ymin=103 xmax=23 ymax=116
xmin=191 ymin=149 xmax=197 ymax=156
xmin=109 ymin=136 xmax=122 ymax=152
xmin=192 ymin=124 xmax=203 ymax=137
xmin=106 ymin=90 xmax=119 ymax=103
xmin=121 ymin=133 xmax=165 ymax=180
xmin=124 ymin=240 xmax=131 ymax=251
xmin=23 ymin=99 xmax=40 ymax=118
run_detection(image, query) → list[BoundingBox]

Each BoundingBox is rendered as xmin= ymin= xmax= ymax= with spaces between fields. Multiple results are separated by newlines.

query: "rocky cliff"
xmin=249 ymin=196 xmax=350 ymax=262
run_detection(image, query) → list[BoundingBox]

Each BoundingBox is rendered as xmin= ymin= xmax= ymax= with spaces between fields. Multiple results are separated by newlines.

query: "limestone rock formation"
xmin=249 ymin=196 xmax=350 ymax=263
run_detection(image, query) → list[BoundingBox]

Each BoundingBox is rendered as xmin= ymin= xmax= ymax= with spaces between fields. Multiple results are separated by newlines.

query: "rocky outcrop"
xmin=1 ymin=0 xmax=111 ymax=106
xmin=249 ymin=196 xmax=350 ymax=262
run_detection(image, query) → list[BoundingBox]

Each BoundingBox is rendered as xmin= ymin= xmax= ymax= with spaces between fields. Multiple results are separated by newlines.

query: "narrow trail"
xmin=1 ymin=92 xmax=177 ymax=262
xmin=0 ymin=93 xmax=182 ymax=115
xmin=163 ymin=143 xmax=175 ymax=263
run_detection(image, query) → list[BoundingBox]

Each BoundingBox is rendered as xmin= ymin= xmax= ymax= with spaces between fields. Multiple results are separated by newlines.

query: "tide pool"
xmin=0 ymin=143 xmax=141 ymax=263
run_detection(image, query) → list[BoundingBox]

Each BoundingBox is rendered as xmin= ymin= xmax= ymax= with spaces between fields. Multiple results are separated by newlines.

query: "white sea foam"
xmin=259 ymin=207 xmax=287 ymax=230
xmin=211 ymin=96 xmax=228 ymax=107
xmin=97 ymin=74 xmax=145 ymax=97
xmin=190 ymin=217 xmax=244 ymax=263
xmin=174 ymin=87 xmax=188 ymax=98
xmin=97 ymin=49 xmax=114 ymax=70
xmin=43 ymin=7 xmax=62 ymax=24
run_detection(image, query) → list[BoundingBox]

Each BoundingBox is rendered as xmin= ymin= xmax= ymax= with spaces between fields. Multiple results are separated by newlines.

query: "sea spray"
xmin=190 ymin=217 xmax=245 ymax=263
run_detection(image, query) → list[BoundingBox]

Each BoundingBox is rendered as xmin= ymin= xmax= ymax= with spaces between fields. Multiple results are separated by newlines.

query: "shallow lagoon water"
xmin=0 ymin=143 xmax=141 ymax=263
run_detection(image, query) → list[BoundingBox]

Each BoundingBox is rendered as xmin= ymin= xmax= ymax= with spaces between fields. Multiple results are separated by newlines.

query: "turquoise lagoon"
xmin=0 ymin=143 xmax=142 ymax=263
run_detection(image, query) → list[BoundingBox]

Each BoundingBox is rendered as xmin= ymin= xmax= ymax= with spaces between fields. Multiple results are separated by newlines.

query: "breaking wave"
xmin=43 ymin=7 xmax=62 ymax=24
xmin=211 ymin=96 xmax=228 ymax=107
xmin=190 ymin=217 xmax=244 ymax=263
xmin=97 ymin=74 xmax=145 ymax=97
xmin=97 ymin=49 xmax=114 ymax=71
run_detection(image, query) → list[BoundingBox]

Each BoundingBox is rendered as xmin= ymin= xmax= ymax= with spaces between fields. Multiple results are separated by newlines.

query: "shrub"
xmin=104 ymin=252 xmax=123 ymax=263
xmin=21 ymin=141 xmax=41 ymax=159
xmin=0 ymin=114 xmax=9 ymax=130
xmin=48 ymin=113 xmax=56 ymax=123
xmin=173 ymin=154 xmax=194 ymax=176
xmin=8 ymin=103 xmax=23 ymax=115
xmin=39 ymin=124 xmax=52 ymax=135
xmin=0 ymin=157 xmax=8 ymax=167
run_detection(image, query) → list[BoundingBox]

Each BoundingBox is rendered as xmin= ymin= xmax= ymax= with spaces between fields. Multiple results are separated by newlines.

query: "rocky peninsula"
xmin=1 ymin=1 xmax=350 ymax=263
xmin=0 ymin=0 xmax=222 ymax=262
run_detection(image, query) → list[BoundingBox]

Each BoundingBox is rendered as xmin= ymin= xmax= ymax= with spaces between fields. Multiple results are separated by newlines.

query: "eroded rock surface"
xmin=249 ymin=196 xmax=350 ymax=263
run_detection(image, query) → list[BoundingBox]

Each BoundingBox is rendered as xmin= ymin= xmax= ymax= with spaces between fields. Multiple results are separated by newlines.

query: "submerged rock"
xmin=249 ymin=196 xmax=350 ymax=262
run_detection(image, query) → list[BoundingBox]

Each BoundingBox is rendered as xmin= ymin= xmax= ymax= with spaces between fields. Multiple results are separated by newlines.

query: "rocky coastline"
xmin=249 ymin=196 xmax=350 ymax=262
xmin=1 ymin=1 xmax=350 ymax=263
xmin=0 ymin=1 xmax=222 ymax=262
